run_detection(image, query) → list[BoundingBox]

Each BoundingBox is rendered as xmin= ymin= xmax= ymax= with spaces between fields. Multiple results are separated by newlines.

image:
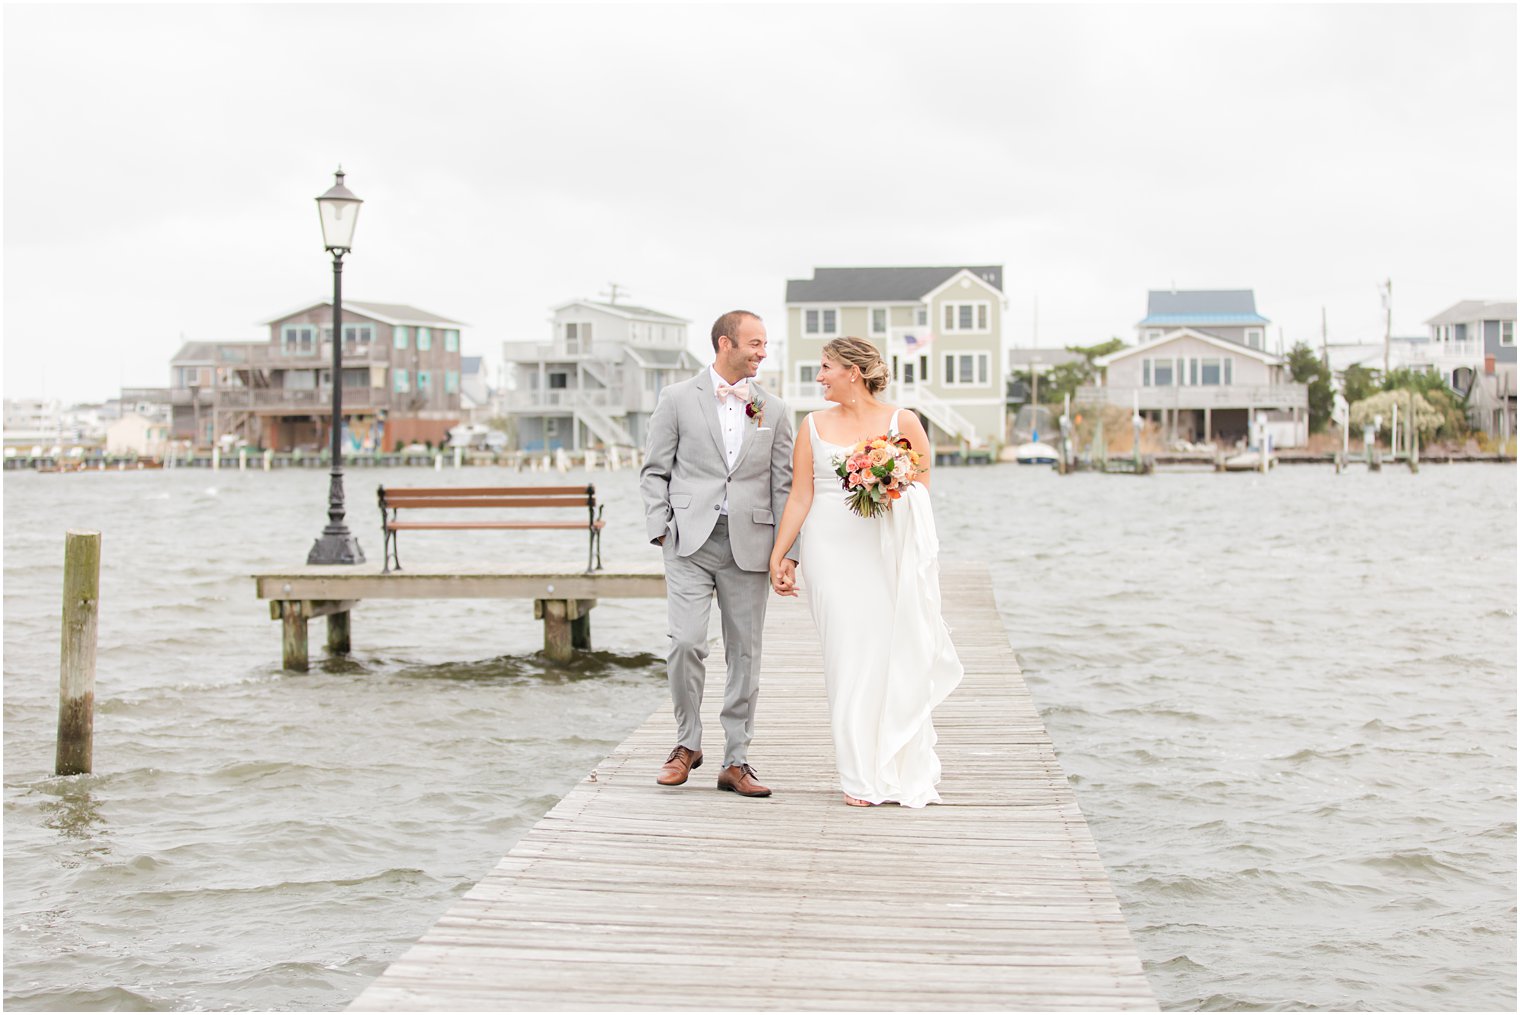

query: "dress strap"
xmin=806 ymin=412 xmax=819 ymax=439
xmin=888 ymin=409 xmax=903 ymax=437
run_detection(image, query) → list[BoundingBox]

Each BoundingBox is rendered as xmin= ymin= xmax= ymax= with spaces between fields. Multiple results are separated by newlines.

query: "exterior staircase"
xmin=895 ymin=383 xmax=980 ymax=445
xmin=570 ymin=392 xmax=637 ymax=448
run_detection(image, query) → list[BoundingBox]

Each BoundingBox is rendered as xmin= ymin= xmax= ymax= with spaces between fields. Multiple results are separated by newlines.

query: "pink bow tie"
xmin=715 ymin=380 xmax=750 ymax=401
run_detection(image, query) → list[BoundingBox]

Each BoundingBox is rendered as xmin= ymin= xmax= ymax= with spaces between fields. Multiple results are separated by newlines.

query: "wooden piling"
xmin=327 ymin=609 xmax=351 ymax=655
xmin=535 ymin=599 xmax=572 ymax=662
xmin=56 ymin=530 xmax=101 ymax=776
xmin=279 ymin=602 xmax=309 ymax=672
xmin=570 ymin=598 xmax=595 ymax=650
xmin=1409 ymin=391 xmax=1420 ymax=473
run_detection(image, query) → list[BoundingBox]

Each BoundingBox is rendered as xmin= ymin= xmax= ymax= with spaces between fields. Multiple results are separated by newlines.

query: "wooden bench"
xmin=377 ymin=484 xmax=605 ymax=574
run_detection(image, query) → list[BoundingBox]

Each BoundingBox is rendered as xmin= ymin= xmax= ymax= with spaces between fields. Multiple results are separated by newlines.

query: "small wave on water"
xmin=389 ymin=649 xmax=665 ymax=686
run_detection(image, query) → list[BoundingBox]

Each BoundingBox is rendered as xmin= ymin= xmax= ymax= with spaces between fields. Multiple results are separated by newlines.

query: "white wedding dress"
xmin=800 ymin=410 xmax=964 ymax=807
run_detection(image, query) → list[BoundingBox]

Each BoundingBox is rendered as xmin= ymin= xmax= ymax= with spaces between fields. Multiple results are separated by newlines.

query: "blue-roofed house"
xmin=1137 ymin=289 xmax=1271 ymax=350
xmin=1076 ymin=288 xmax=1308 ymax=448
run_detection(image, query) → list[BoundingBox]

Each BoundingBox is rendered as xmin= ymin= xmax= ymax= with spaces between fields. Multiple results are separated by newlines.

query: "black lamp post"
xmin=307 ymin=167 xmax=366 ymax=565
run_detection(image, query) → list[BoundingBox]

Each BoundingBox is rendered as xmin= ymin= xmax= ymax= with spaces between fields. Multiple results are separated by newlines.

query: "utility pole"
xmin=601 ymin=282 xmax=628 ymax=306
xmin=1321 ymin=306 xmax=1329 ymax=366
xmin=1382 ymin=278 xmax=1393 ymax=377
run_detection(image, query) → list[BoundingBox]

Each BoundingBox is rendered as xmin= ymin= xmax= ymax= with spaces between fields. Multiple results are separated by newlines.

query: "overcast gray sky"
xmin=4 ymin=2 xmax=1515 ymax=403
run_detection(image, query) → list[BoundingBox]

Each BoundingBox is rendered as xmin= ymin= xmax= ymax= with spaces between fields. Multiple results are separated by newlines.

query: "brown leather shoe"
xmin=717 ymin=763 xmax=772 ymax=797
xmin=656 ymin=745 xmax=703 ymax=786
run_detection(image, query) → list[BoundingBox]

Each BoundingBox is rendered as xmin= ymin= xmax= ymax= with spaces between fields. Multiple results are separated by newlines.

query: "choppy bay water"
xmin=4 ymin=463 xmax=1515 ymax=1011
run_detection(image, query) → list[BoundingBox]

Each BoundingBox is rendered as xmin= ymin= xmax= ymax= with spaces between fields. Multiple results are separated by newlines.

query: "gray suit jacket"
xmin=639 ymin=371 xmax=796 ymax=572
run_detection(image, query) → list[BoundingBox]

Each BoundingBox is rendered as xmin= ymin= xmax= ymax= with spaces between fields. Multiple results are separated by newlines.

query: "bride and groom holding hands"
xmin=638 ymin=310 xmax=963 ymax=807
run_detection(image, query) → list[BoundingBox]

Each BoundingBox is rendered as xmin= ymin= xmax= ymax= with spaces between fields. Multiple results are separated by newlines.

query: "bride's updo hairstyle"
xmin=822 ymin=337 xmax=890 ymax=395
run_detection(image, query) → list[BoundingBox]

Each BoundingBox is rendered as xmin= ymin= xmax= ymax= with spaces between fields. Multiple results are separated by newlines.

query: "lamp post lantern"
xmin=307 ymin=167 xmax=366 ymax=565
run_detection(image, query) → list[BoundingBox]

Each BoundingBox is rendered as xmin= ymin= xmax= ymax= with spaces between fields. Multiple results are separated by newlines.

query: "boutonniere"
xmin=745 ymin=393 xmax=765 ymax=428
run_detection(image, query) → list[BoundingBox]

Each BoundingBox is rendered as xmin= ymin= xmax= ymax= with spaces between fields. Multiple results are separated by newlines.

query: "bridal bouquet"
xmin=834 ymin=436 xmax=924 ymax=519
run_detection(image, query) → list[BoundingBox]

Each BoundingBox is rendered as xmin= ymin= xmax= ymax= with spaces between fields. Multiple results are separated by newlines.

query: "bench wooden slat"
xmin=388 ymin=521 xmax=607 ymax=531
xmin=383 ymin=486 xmax=591 ymax=497
xmin=382 ymin=497 xmax=594 ymax=510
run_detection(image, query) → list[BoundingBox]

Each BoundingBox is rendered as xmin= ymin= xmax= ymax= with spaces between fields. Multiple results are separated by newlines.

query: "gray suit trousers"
xmin=663 ymin=516 xmax=768 ymax=768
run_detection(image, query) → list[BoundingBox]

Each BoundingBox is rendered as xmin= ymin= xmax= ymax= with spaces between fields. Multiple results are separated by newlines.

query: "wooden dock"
xmin=347 ymin=563 xmax=1155 ymax=1011
xmin=253 ymin=564 xmax=666 ymax=669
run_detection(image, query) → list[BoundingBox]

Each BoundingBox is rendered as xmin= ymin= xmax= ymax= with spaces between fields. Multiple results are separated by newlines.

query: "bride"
xmin=768 ymin=337 xmax=964 ymax=808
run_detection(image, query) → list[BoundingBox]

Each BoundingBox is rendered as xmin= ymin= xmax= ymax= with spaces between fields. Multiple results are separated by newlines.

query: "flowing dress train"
xmin=800 ymin=410 xmax=964 ymax=807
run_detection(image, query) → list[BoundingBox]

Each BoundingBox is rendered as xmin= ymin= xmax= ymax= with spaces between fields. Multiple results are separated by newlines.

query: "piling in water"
xmin=56 ymin=530 xmax=101 ymax=776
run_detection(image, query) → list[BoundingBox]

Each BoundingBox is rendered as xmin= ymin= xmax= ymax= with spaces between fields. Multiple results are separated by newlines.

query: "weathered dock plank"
xmin=348 ymin=563 xmax=1156 ymax=1011
xmin=252 ymin=564 xmax=666 ymax=668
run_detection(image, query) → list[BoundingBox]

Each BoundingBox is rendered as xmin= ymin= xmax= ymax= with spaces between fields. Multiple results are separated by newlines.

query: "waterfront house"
xmin=106 ymin=413 xmax=171 ymax=458
xmin=499 ymin=300 xmax=702 ymax=451
xmin=169 ymin=301 xmax=465 ymax=451
xmin=458 ymin=355 xmax=496 ymax=424
xmin=2 ymin=398 xmax=63 ymax=449
xmin=1081 ymin=289 xmax=1308 ymax=447
xmin=784 ymin=265 xmax=1007 ymax=448
xmin=1424 ymin=299 xmax=1515 ymax=437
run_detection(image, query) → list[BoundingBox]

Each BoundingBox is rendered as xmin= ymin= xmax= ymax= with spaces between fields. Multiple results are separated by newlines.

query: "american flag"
xmin=903 ymin=331 xmax=934 ymax=351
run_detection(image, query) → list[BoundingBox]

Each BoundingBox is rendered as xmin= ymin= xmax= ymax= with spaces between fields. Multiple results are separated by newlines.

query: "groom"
xmin=639 ymin=310 xmax=797 ymax=798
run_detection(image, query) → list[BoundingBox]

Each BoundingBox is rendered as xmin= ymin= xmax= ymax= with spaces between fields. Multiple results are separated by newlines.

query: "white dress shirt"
xmin=710 ymin=365 xmax=747 ymax=515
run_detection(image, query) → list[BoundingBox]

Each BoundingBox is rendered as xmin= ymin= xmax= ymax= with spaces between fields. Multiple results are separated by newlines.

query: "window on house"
xmin=547 ymin=372 xmax=568 ymax=389
xmin=1502 ymin=321 xmax=1514 ymax=347
xmin=1145 ymin=329 xmax=1163 ymax=343
xmin=1245 ymin=329 xmax=1263 ymax=349
xmin=797 ymin=361 xmax=820 ymax=387
xmin=417 ymin=327 xmax=432 ymax=351
xmin=445 ymin=370 xmax=459 ymax=393
xmin=393 ymin=369 xmax=409 ymax=393
xmin=445 ymin=330 xmax=459 ymax=352
xmin=545 ymin=418 xmax=559 ymax=436
xmin=343 ymin=368 xmax=368 ymax=388
xmin=1151 ymin=359 xmax=1175 ymax=386
xmin=803 ymin=309 xmax=838 ymax=335
xmin=1453 ymin=323 xmax=1468 ymax=342
xmin=918 ymin=354 xmax=930 ymax=383
xmin=943 ymin=352 xmax=990 ymax=385
xmin=417 ymin=370 xmax=432 ymax=393
xmin=1224 ymin=358 xmax=1234 ymax=384
xmin=342 ymin=324 xmax=373 ymax=346
xmin=282 ymin=325 xmax=316 ymax=355
xmin=916 ymin=306 xmax=928 ymax=326
xmin=942 ymin=302 xmax=990 ymax=333
xmin=566 ymin=322 xmax=591 ymax=354
xmin=1200 ymin=359 xmax=1222 ymax=385
xmin=285 ymin=370 xmax=316 ymax=390
xmin=394 ymin=326 xmax=409 ymax=349
xmin=870 ymin=308 xmax=888 ymax=335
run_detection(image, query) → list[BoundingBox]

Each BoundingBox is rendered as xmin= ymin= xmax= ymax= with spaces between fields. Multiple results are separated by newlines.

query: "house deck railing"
xmin=1076 ymin=383 xmax=1308 ymax=411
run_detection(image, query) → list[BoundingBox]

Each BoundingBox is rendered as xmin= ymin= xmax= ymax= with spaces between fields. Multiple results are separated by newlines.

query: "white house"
xmin=106 ymin=412 xmax=171 ymax=458
xmin=500 ymin=300 xmax=703 ymax=451
xmin=784 ymin=265 xmax=1007 ymax=448
xmin=1085 ymin=326 xmax=1308 ymax=448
